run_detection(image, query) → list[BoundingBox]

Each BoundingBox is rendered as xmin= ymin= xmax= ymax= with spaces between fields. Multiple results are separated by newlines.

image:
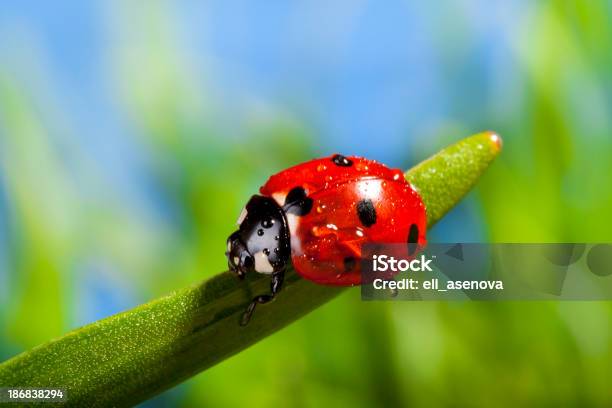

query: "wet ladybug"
xmin=227 ymin=154 xmax=427 ymax=325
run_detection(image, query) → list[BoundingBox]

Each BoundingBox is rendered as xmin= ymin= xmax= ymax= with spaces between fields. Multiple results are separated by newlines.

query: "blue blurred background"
xmin=1 ymin=1 xmax=611 ymax=406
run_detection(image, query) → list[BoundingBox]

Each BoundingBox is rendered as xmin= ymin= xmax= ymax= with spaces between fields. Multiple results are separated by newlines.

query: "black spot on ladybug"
xmin=332 ymin=154 xmax=353 ymax=167
xmin=407 ymin=224 xmax=419 ymax=255
xmin=284 ymin=186 xmax=313 ymax=216
xmin=343 ymin=257 xmax=357 ymax=272
xmin=356 ymin=199 xmax=376 ymax=227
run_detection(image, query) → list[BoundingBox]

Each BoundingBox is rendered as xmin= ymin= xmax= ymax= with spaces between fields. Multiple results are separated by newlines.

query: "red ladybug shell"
xmin=260 ymin=154 xmax=427 ymax=286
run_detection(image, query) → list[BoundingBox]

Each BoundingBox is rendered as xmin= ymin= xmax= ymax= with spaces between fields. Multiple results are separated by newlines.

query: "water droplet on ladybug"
xmin=316 ymin=204 xmax=326 ymax=214
xmin=257 ymin=229 xmax=264 ymax=236
xmin=262 ymin=218 xmax=274 ymax=228
xmin=317 ymin=164 xmax=327 ymax=172
xmin=263 ymin=248 xmax=270 ymax=255
xmin=274 ymin=235 xmax=279 ymax=240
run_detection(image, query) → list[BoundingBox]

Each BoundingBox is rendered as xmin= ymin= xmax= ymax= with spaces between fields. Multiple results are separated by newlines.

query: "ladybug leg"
xmin=240 ymin=270 xmax=284 ymax=326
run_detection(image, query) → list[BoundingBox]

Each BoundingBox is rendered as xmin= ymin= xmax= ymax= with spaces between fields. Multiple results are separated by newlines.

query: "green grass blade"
xmin=0 ymin=132 xmax=502 ymax=407
xmin=406 ymin=131 xmax=502 ymax=227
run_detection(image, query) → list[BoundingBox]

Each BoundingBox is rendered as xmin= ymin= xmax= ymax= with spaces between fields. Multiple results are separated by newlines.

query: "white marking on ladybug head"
xmin=254 ymin=251 xmax=274 ymax=274
xmin=272 ymin=192 xmax=286 ymax=207
xmin=236 ymin=207 xmax=248 ymax=225
xmin=286 ymin=213 xmax=302 ymax=253
xmin=286 ymin=213 xmax=299 ymax=234
xmin=233 ymin=256 xmax=240 ymax=266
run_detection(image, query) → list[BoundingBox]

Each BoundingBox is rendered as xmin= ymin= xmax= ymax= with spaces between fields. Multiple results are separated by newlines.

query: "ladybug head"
xmin=226 ymin=195 xmax=290 ymax=278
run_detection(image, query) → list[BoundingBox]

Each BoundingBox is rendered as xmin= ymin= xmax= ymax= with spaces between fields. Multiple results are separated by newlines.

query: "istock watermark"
xmin=372 ymin=254 xmax=434 ymax=272
xmin=361 ymin=243 xmax=612 ymax=301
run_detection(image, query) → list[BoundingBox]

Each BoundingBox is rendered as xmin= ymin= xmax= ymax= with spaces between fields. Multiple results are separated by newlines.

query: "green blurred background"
xmin=0 ymin=1 xmax=611 ymax=406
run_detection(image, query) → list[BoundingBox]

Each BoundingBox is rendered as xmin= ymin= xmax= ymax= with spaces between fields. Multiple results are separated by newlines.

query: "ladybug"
xmin=227 ymin=154 xmax=427 ymax=325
